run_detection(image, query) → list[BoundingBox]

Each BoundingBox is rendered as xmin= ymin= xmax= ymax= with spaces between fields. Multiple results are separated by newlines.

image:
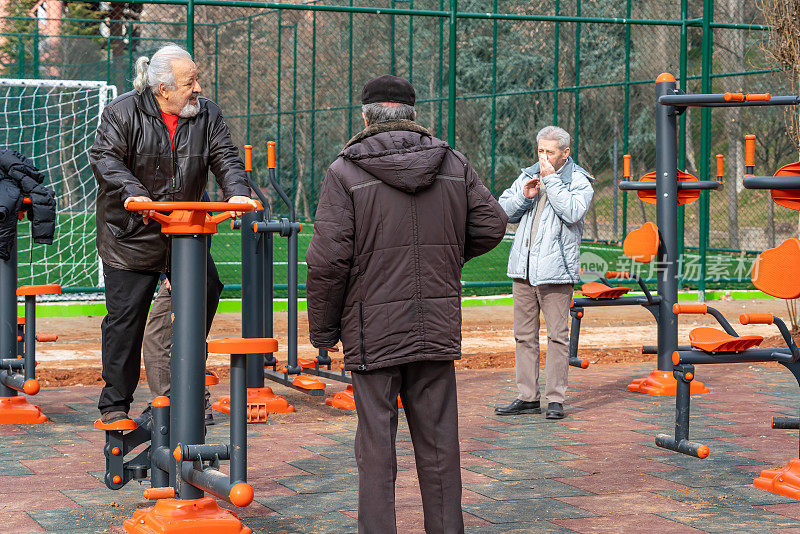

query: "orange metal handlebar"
xmin=143 ymin=487 xmax=175 ymax=500
xmin=244 ymin=145 xmax=253 ymax=172
xmin=739 ymin=313 xmax=774 ymax=325
xmin=267 ymin=141 xmax=276 ymax=169
xmin=125 ymin=201 xmax=256 ymax=212
xmin=723 ymin=92 xmax=745 ymax=102
xmin=745 ymin=134 xmax=756 ymax=168
xmin=716 ymin=154 xmax=724 ymax=179
xmin=672 ymin=303 xmax=708 ymax=314
xmin=605 ymin=271 xmax=631 ymax=279
xmin=623 ymin=154 xmax=631 ymax=178
xmin=746 ymin=93 xmax=771 ymax=102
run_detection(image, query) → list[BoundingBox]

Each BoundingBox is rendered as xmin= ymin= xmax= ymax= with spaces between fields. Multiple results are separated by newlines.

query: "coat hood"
xmin=340 ymin=120 xmax=449 ymax=194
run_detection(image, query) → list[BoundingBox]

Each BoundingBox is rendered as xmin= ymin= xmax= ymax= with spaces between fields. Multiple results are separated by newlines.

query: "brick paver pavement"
xmin=1 ymin=362 xmax=799 ymax=533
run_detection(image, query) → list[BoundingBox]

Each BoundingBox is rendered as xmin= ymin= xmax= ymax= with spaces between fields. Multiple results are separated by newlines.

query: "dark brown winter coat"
xmin=89 ymin=88 xmax=250 ymax=272
xmin=306 ymin=120 xmax=508 ymax=371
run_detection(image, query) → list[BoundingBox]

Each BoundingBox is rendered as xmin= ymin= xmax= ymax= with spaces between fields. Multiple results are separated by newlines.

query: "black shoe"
xmin=205 ymin=412 xmax=215 ymax=426
xmin=546 ymin=402 xmax=565 ymax=419
xmin=133 ymin=405 xmax=153 ymax=432
xmin=494 ymin=399 xmax=541 ymax=416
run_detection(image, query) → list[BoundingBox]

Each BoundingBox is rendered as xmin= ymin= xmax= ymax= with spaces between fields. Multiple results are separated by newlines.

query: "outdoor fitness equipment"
xmin=0 ymin=198 xmax=60 ymax=424
xmin=94 ymin=200 xmax=274 ymax=533
xmin=653 ymin=97 xmax=800 ymax=501
xmin=216 ymin=142 xmax=335 ymax=423
xmin=611 ymin=73 xmax=732 ymax=396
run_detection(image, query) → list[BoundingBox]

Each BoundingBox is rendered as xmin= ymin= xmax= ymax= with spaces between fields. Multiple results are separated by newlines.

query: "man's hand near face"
xmin=522 ymin=178 xmax=540 ymax=199
xmin=539 ymin=154 xmax=556 ymax=178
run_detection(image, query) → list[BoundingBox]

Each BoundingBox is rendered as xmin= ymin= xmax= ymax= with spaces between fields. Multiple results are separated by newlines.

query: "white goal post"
xmin=0 ymin=78 xmax=117 ymax=293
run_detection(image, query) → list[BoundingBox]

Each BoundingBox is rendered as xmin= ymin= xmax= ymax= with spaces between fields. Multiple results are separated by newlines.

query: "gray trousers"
xmin=352 ymin=360 xmax=464 ymax=534
xmin=512 ymin=279 xmax=573 ymax=404
xmin=142 ymin=256 xmax=223 ymax=408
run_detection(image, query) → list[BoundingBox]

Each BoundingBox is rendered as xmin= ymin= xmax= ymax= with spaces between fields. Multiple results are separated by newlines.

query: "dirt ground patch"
xmin=31 ymin=298 xmax=793 ymax=386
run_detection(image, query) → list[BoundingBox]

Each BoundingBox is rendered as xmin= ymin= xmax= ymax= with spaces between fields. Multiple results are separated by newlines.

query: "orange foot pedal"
xmin=205 ymin=370 xmax=220 ymax=386
xmin=326 ymin=385 xmax=356 ymax=410
xmin=0 ymin=396 xmax=46 ymax=424
xmin=627 ymin=369 xmax=709 ymax=396
xmin=213 ymin=387 xmax=295 ymax=421
xmin=293 ymin=375 xmax=325 ymax=391
xmin=123 ymin=496 xmax=252 ymax=534
xmin=754 ymin=457 xmax=800 ymax=499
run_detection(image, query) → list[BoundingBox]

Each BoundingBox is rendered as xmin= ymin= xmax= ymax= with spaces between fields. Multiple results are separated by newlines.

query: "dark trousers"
xmin=352 ymin=360 xmax=464 ymax=534
xmin=98 ymin=255 xmax=224 ymax=414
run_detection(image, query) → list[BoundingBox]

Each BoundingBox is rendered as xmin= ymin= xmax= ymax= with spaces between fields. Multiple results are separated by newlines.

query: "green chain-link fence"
xmin=0 ymin=0 xmax=797 ymax=295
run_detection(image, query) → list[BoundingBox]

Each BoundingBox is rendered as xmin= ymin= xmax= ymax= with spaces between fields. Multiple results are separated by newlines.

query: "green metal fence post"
xmin=437 ymin=0 xmax=444 ymax=138
xmin=310 ymin=12 xmax=316 ymax=202
xmin=214 ymin=24 xmax=218 ymax=100
xmin=390 ymin=0 xmax=395 ymax=75
xmin=32 ymin=23 xmax=39 ymax=78
xmin=677 ymin=0 xmax=688 ymax=283
xmin=698 ymin=0 xmax=714 ymax=300
xmin=277 ymin=12 xmax=282 ymax=202
xmin=17 ymin=36 xmax=24 ymax=78
xmin=246 ymin=16 xmax=251 ymax=144
xmin=186 ymin=0 xmax=195 ymax=55
xmin=621 ymin=0 xmax=631 ymax=239
xmin=489 ymin=0 xmax=497 ymax=196
xmin=553 ymin=0 xmax=559 ymax=124
xmin=408 ymin=0 xmax=413 ymax=82
xmin=447 ymin=0 xmax=456 ymax=147
xmin=348 ymin=0 xmax=353 ymax=138
xmin=572 ymin=0 xmax=580 ymax=163
xmin=106 ymin=33 xmax=111 ymax=83
xmin=291 ymin=24 xmax=297 ymax=201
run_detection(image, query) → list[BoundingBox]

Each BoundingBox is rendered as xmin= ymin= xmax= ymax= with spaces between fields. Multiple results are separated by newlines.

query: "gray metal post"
xmin=151 ymin=398 xmax=170 ymax=488
xmin=263 ymin=231 xmax=275 ymax=367
xmin=0 ymin=236 xmax=17 ymax=397
xmin=170 ymin=234 xmax=207 ymax=500
xmin=655 ymin=76 xmax=679 ymax=372
xmin=285 ymin=230 xmax=300 ymax=374
xmin=23 ymin=296 xmax=35 ymax=381
xmin=241 ymin=211 xmax=265 ymax=388
xmin=230 ymin=353 xmax=246 ymax=483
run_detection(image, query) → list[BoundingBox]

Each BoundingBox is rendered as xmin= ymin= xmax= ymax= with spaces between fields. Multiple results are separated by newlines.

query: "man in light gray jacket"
xmin=495 ymin=126 xmax=594 ymax=419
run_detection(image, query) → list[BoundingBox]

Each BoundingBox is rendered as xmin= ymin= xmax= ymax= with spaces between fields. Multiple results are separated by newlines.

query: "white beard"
xmin=179 ymin=98 xmax=200 ymax=118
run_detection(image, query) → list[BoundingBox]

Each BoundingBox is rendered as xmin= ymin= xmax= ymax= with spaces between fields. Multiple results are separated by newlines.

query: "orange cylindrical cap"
xmin=111 ymin=447 xmax=121 ymax=456
xmin=152 ymin=396 xmax=170 ymax=408
xmin=112 ymin=475 xmax=122 ymax=484
xmin=672 ymin=351 xmax=680 ymax=365
xmin=745 ymin=134 xmax=756 ymax=167
xmin=697 ymin=445 xmax=710 ymax=459
xmin=723 ymin=92 xmax=745 ymax=102
xmin=716 ymin=154 xmax=724 ymax=178
xmin=230 ymin=482 xmax=255 ymax=507
xmin=656 ymin=72 xmax=676 ymax=83
xmin=577 ymin=312 xmax=583 ymax=318
xmin=16 ymin=335 xmax=21 ymax=342
xmin=244 ymin=145 xmax=253 ymax=172
xmin=173 ymin=446 xmax=182 ymax=462
xmin=672 ymin=303 xmax=707 ymax=314
xmin=143 ymin=487 xmax=175 ymax=500
xmin=623 ymin=154 xmax=631 ymax=178
xmin=23 ymin=379 xmax=40 ymax=395
xmin=580 ymin=360 xmax=589 ymax=369
xmin=685 ymin=372 xmax=694 ymax=381
xmin=267 ymin=141 xmax=276 ymax=169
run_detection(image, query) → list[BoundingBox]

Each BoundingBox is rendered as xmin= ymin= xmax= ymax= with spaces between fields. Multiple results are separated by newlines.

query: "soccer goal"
xmin=0 ymin=78 xmax=117 ymax=294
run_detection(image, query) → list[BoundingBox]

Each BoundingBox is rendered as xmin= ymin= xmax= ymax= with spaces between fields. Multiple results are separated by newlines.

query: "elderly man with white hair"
xmin=89 ymin=43 xmax=255 ymax=425
xmin=495 ymin=126 xmax=594 ymax=420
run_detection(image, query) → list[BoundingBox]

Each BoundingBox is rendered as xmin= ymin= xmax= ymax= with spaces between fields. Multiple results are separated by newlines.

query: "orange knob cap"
xmin=697 ymin=445 xmax=710 ymax=459
xmin=111 ymin=447 xmax=121 ymax=456
xmin=267 ymin=141 xmax=276 ymax=169
xmin=112 ymin=475 xmax=122 ymax=484
xmin=229 ymin=482 xmax=255 ymax=507
xmin=244 ymin=145 xmax=253 ymax=172
xmin=23 ymin=379 xmax=40 ymax=395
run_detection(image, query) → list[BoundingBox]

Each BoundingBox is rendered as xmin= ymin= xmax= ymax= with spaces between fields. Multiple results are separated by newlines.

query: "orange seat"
xmin=580 ymin=282 xmax=629 ymax=299
xmin=623 ymin=222 xmax=659 ymax=263
xmin=17 ymin=284 xmax=61 ymax=296
xmin=752 ymin=239 xmax=800 ymax=300
xmin=771 ymin=162 xmax=800 ymax=211
xmin=688 ymin=327 xmax=763 ymax=352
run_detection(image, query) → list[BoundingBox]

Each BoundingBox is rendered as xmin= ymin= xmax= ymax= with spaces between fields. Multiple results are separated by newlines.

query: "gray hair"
xmin=133 ymin=44 xmax=193 ymax=94
xmin=536 ymin=125 xmax=571 ymax=150
xmin=362 ymin=102 xmax=416 ymax=126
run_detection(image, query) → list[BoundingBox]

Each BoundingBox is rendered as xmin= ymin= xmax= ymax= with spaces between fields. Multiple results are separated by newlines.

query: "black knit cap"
xmin=361 ymin=75 xmax=415 ymax=106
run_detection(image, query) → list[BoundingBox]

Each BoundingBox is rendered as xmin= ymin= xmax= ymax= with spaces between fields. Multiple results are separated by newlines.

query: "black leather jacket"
xmin=89 ymin=88 xmax=249 ymax=271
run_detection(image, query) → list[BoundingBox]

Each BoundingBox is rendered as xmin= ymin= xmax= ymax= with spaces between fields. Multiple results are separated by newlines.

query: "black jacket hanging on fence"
xmin=0 ymin=150 xmax=56 ymax=261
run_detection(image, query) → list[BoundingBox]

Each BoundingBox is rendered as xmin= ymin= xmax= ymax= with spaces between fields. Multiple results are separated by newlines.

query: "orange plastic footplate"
xmin=212 ymin=387 xmax=295 ymax=420
xmin=627 ymin=369 xmax=709 ymax=396
xmin=754 ymin=457 xmax=800 ymax=499
xmin=580 ymin=282 xmax=629 ymax=299
xmin=325 ymin=385 xmax=356 ymax=411
xmin=123 ymin=497 xmax=252 ymax=534
xmin=688 ymin=327 xmax=763 ymax=352
xmin=0 ymin=396 xmax=47 ymax=424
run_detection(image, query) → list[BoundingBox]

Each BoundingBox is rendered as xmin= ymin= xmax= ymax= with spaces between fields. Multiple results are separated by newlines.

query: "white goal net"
xmin=0 ymin=79 xmax=117 ymax=294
